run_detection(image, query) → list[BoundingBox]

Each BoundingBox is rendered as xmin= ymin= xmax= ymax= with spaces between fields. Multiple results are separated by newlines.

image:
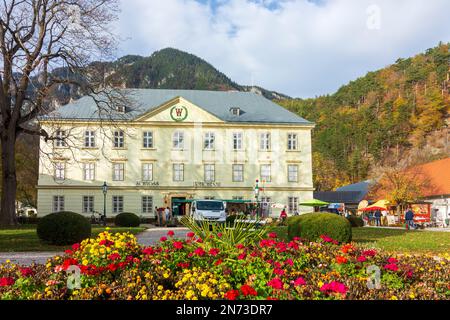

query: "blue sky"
xmin=115 ymin=0 xmax=450 ymax=98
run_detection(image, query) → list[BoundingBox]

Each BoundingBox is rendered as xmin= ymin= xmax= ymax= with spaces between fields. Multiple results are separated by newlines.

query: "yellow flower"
xmin=409 ymin=293 xmax=415 ymax=299
xmin=390 ymin=296 xmax=398 ymax=300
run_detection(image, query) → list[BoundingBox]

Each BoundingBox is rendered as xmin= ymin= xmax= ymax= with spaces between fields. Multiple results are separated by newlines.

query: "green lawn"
xmin=268 ymin=226 xmax=450 ymax=254
xmin=0 ymin=225 xmax=147 ymax=252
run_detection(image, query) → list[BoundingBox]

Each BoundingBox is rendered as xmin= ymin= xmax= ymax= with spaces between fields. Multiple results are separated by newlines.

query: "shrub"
xmin=37 ymin=211 xmax=91 ymax=245
xmin=347 ymin=215 xmax=364 ymax=228
xmin=287 ymin=213 xmax=352 ymax=243
xmin=115 ymin=212 xmax=141 ymax=227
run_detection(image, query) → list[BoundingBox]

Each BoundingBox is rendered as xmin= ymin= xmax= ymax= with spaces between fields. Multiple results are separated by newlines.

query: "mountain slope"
xmin=278 ymin=42 xmax=450 ymax=191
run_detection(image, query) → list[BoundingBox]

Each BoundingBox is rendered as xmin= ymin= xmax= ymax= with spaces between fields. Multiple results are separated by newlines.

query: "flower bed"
xmin=0 ymin=229 xmax=449 ymax=300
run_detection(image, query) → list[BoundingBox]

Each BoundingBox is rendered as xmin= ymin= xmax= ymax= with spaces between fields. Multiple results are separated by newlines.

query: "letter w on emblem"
xmin=175 ymin=108 xmax=183 ymax=117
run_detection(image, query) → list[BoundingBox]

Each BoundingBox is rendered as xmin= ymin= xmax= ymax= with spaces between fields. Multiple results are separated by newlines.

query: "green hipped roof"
xmin=41 ymin=89 xmax=313 ymax=125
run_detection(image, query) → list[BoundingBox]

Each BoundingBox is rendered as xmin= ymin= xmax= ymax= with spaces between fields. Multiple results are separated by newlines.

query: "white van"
xmin=190 ymin=200 xmax=227 ymax=222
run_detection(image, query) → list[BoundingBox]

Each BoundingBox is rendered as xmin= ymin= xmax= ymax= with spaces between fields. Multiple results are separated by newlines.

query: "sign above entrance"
xmin=194 ymin=181 xmax=221 ymax=188
xmin=170 ymin=105 xmax=188 ymax=122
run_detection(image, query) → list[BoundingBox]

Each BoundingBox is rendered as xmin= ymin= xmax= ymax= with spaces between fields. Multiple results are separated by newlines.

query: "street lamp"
xmin=254 ymin=180 xmax=260 ymax=219
xmin=102 ymin=181 xmax=108 ymax=226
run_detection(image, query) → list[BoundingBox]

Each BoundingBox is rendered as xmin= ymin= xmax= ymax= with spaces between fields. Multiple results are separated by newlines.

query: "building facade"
xmin=37 ymin=89 xmax=314 ymax=218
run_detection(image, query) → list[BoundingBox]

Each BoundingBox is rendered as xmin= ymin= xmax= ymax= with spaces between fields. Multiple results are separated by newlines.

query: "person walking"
xmin=155 ymin=206 xmax=160 ymax=226
xmin=374 ymin=210 xmax=382 ymax=227
xmin=280 ymin=207 xmax=288 ymax=223
xmin=164 ymin=207 xmax=171 ymax=226
xmin=405 ymin=207 xmax=415 ymax=230
xmin=157 ymin=206 xmax=164 ymax=226
xmin=381 ymin=210 xmax=388 ymax=226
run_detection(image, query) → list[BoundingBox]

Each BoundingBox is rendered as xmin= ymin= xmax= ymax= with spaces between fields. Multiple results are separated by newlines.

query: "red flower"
xmin=268 ymin=232 xmax=277 ymax=239
xmin=273 ymin=268 xmax=285 ymax=276
xmin=292 ymin=277 xmax=306 ymax=286
xmin=320 ymin=281 xmax=348 ymax=295
xmin=142 ymin=247 xmax=155 ymax=255
xmin=335 ymin=256 xmax=348 ymax=264
xmin=209 ymin=248 xmax=220 ymax=256
xmin=320 ymin=235 xmax=335 ymax=243
xmin=177 ymin=262 xmax=190 ymax=268
xmin=167 ymin=230 xmax=175 ymax=237
xmin=20 ymin=267 xmax=34 ymax=277
xmin=186 ymin=232 xmax=195 ymax=238
xmin=357 ymin=256 xmax=367 ymax=262
xmin=173 ymin=241 xmax=183 ymax=250
xmin=362 ymin=249 xmax=377 ymax=257
xmin=267 ymin=278 xmax=283 ymax=290
xmin=194 ymin=247 xmax=206 ymax=256
xmin=384 ymin=263 xmax=399 ymax=272
xmin=240 ymin=284 xmax=257 ymax=296
xmin=224 ymin=289 xmax=240 ymax=300
xmin=64 ymin=249 xmax=73 ymax=255
xmin=267 ymin=297 xmax=278 ymax=300
xmin=160 ymin=236 xmax=167 ymax=242
xmin=285 ymin=258 xmax=294 ymax=266
xmin=0 ymin=277 xmax=15 ymax=287
xmin=99 ymin=239 xmax=114 ymax=247
xmin=108 ymin=263 xmax=118 ymax=272
xmin=108 ymin=253 xmax=121 ymax=261
xmin=387 ymin=257 xmax=398 ymax=264
xmin=214 ymin=259 xmax=223 ymax=266
xmin=236 ymin=244 xmax=244 ymax=249
xmin=238 ymin=253 xmax=247 ymax=260
xmin=217 ymin=233 xmax=223 ymax=238
xmin=72 ymin=243 xmax=80 ymax=251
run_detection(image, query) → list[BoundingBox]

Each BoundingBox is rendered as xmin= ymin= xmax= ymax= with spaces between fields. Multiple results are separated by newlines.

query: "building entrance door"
xmin=172 ymin=197 xmax=187 ymax=216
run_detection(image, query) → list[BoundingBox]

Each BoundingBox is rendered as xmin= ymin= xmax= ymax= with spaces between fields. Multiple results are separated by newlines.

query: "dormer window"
xmin=117 ymin=105 xmax=126 ymax=113
xmin=230 ymin=107 xmax=241 ymax=116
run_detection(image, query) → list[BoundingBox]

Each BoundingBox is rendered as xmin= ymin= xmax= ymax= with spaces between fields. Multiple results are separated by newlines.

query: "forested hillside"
xmin=278 ymin=43 xmax=449 ymax=190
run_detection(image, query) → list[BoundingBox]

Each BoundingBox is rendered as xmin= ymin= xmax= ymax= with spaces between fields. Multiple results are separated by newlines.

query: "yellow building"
xmin=37 ymin=89 xmax=314 ymax=218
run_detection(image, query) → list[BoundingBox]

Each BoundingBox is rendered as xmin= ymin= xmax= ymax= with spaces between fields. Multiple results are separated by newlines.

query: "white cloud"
xmin=115 ymin=0 xmax=450 ymax=97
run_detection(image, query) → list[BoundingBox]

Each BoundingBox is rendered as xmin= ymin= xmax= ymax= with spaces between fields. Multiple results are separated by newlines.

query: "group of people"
xmin=364 ymin=210 xmax=389 ymax=226
xmin=155 ymin=206 xmax=172 ymax=226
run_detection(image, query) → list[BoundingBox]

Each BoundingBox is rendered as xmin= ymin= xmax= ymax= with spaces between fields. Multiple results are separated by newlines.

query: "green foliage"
xmin=37 ymin=212 xmax=91 ymax=245
xmin=225 ymin=214 xmax=247 ymax=225
xmin=180 ymin=216 xmax=267 ymax=251
xmin=114 ymin=212 xmax=141 ymax=227
xmin=346 ymin=215 xmax=364 ymax=228
xmin=278 ymin=42 xmax=449 ymax=188
xmin=287 ymin=213 xmax=352 ymax=243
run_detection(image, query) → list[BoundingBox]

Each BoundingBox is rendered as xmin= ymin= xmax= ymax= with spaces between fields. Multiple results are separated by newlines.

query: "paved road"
xmin=0 ymin=227 xmax=190 ymax=266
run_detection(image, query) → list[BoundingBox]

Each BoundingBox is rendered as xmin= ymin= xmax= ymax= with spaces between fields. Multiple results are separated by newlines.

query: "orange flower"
xmin=336 ymin=256 xmax=348 ymax=264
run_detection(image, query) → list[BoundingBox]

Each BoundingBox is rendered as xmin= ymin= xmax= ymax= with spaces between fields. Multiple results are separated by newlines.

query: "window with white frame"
xmin=142 ymin=163 xmax=153 ymax=181
xmin=232 ymin=164 xmax=244 ymax=182
xmin=143 ymin=131 xmax=153 ymax=148
xmin=204 ymin=132 xmax=215 ymax=150
xmin=53 ymin=196 xmax=65 ymax=212
xmin=55 ymin=162 xmax=65 ymax=180
xmin=288 ymin=197 xmax=298 ymax=214
xmin=287 ymin=133 xmax=298 ymax=151
xmin=260 ymin=132 xmax=271 ymax=151
xmin=112 ymin=163 xmax=124 ymax=181
xmin=288 ymin=164 xmax=299 ymax=182
xmin=82 ymin=196 xmax=94 ymax=213
xmin=54 ymin=130 xmax=67 ymax=147
xmin=173 ymin=163 xmax=184 ymax=181
xmin=204 ymin=164 xmax=215 ymax=182
xmin=173 ymin=131 xmax=184 ymax=149
xmin=232 ymin=132 xmax=243 ymax=150
xmin=260 ymin=164 xmax=271 ymax=182
xmin=142 ymin=196 xmax=153 ymax=214
xmin=113 ymin=130 xmax=124 ymax=148
xmin=83 ymin=162 xmax=95 ymax=181
xmin=112 ymin=196 xmax=124 ymax=214
xmin=84 ymin=131 xmax=96 ymax=148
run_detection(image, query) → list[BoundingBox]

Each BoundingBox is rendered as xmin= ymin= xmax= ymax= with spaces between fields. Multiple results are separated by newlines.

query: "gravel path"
xmin=0 ymin=227 xmax=190 ymax=266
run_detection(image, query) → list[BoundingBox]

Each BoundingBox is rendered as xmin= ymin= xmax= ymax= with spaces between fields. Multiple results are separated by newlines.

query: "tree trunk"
xmin=0 ymin=130 xmax=18 ymax=226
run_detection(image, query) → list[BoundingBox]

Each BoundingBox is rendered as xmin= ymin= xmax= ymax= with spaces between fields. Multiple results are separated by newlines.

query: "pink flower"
xmin=357 ymin=256 xmax=367 ymax=262
xmin=320 ymin=235 xmax=334 ymax=243
xmin=236 ymin=244 xmax=245 ymax=249
xmin=173 ymin=241 xmax=183 ymax=250
xmin=194 ymin=247 xmax=206 ymax=256
xmin=267 ymin=278 xmax=284 ymax=290
xmin=160 ymin=236 xmax=167 ymax=242
xmin=167 ymin=230 xmax=175 ymax=237
xmin=186 ymin=232 xmax=195 ymax=238
xmin=217 ymin=233 xmax=223 ymax=238
xmin=387 ymin=257 xmax=398 ymax=264
xmin=142 ymin=247 xmax=155 ymax=255
xmin=209 ymin=248 xmax=220 ymax=256
xmin=292 ymin=277 xmax=306 ymax=286
xmin=362 ymin=249 xmax=377 ymax=257
xmin=20 ymin=267 xmax=34 ymax=277
xmin=320 ymin=281 xmax=348 ymax=295
xmin=268 ymin=232 xmax=277 ymax=239
xmin=72 ymin=243 xmax=80 ymax=251
xmin=273 ymin=268 xmax=285 ymax=276
xmin=284 ymin=258 xmax=294 ymax=266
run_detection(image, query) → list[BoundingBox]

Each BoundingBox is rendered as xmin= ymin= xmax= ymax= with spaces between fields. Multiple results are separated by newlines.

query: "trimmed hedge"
xmin=347 ymin=215 xmax=364 ymax=228
xmin=37 ymin=211 xmax=91 ymax=245
xmin=287 ymin=213 xmax=352 ymax=243
xmin=115 ymin=212 xmax=141 ymax=227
